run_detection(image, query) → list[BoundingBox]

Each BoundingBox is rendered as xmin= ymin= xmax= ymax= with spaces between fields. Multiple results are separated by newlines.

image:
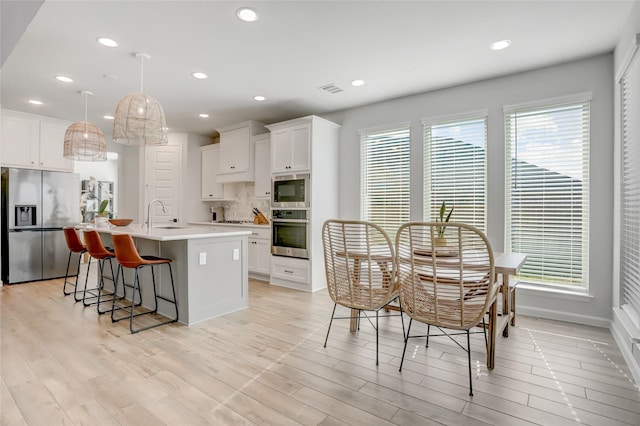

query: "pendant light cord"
xmin=83 ymin=91 xmax=88 ymax=136
xmin=140 ymin=55 xmax=144 ymax=93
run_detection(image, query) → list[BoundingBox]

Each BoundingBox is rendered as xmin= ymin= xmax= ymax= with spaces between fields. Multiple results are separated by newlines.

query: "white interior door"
xmin=144 ymin=145 xmax=182 ymax=225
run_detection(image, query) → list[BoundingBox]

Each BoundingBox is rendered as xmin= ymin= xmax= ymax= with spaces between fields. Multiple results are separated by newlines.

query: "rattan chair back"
xmin=395 ymin=222 xmax=499 ymax=330
xmin=322 ymin=220 xmax=399 ymax=310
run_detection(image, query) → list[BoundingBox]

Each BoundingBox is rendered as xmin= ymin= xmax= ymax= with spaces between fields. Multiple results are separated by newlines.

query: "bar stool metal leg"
xmin=63 ymin=248 xmax=85 ymax=297
xmin=110 ymin=233 xmax=178 ymax=334
xmin=62 ymin=227 xmax=87 ymax=300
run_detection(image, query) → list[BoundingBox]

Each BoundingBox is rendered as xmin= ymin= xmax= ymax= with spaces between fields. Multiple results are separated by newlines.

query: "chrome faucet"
xmin=147 ymin=199 xmax=167 ymax=230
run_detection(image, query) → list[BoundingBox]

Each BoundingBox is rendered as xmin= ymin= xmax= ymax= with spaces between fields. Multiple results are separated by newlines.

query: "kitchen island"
xmin=89 ymin=224 xmax=250 ymax=326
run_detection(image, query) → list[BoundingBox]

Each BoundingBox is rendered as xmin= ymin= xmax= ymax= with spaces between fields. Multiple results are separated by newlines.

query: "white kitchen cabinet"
xmin=1 ymin=109 xmax=73 ymax=172
xmin=270 ymin=256 xmax=310 ymax=287
xmin=201 ymin=144 xmax=236 ymax=200
xmin=40 ymin=120 xmax=74 ymax=171
xmin=248 ymin=227 xmax=271 ymax=276
xmin=253 ymin=133 xmax=271 ymax=199
xmin=215 ymin=120 xmax=266 ymax=183
xmin=270 ymin=123 xmax=310 ymax=174
xmin=266 ymin=115 xmax=340 ymax=292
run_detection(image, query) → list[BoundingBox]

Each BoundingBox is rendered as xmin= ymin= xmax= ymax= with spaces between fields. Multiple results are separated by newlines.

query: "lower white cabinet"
xmin=270 ymin=256 xmax=310 ymax=290
xmin=248 ymin=227 xmax=271 ymax=276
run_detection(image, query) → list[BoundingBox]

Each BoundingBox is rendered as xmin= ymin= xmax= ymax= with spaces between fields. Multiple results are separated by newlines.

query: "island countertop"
xmin=80 ymin=223 xmax=251 ymax=242
xmin=188 ymin=221 xmax=270 ymax=229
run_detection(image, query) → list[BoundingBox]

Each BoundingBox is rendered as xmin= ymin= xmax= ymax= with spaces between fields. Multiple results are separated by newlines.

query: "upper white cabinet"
xmin=253 ymin=133 xmax=271 ymax=199
xmin=201 ymin=144 xmax=236 ymax=200
xmin=1 ymin=109 xmax=73 ymax=172
xmin=269 ymin=124 xmax=310 ymax=174
xmin=215 ymin=120 xmax=266 ymax=183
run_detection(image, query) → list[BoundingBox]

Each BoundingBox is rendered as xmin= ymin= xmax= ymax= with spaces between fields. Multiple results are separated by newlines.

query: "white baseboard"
xmin=611 ymin=308 xmax=640 ymax=386
xmin=517 ymin=304 xmax=611 ymax=328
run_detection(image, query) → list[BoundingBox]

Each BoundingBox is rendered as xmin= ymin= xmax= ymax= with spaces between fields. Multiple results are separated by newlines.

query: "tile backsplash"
xmin=209 ymin=182 xmax=270 ymax=222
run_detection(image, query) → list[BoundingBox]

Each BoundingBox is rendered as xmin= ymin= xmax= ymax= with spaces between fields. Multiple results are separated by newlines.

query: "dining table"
xmin=344 ymin=249 xmax=527 ymax=370
xmin=486 ymin=251 xmax=527 ymax=369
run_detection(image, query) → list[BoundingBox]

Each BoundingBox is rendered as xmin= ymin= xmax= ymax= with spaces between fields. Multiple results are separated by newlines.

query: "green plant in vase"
xmin=434 ymin=201 xmax=453 ymax=246
xmin=96 ymin=199 xmax=110 ymax=217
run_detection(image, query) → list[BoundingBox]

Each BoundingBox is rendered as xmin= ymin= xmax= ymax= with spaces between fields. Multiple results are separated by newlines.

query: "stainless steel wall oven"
xmin=271 ymin=209 xmax=309 ymax=259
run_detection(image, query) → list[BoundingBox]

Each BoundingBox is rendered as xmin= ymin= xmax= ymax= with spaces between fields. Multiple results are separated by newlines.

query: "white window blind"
xmin=505 ymin=97 xmax=590 ymax=288
xmin=360 ymin=125 xmax=410 ymax=238
xmin=423 ymin=115 xmax=487 ymax=231
xmin=620 ymin=44 xmax=640 ymax=326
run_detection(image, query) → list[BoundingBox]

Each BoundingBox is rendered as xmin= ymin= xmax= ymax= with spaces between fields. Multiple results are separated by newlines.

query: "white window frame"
xmin=359 ymin=122 xmax=411 ymax=239
xmin=422 ymin=110 xmax=487 ymax=231
xmin=504 ymin=93 xmax=591 ymax=290
xmin=618 ymin=35 xmax=640 ymax=330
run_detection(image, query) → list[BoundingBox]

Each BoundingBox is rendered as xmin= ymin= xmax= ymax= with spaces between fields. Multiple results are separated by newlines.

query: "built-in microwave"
xmin=272 ymin=174 xmax=309 ymax=208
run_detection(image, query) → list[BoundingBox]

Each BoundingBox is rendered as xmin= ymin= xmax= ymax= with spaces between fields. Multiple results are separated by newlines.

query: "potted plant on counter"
xmin=94 ymin=199 xmax=110 ymax=227
xmin=434 ymin=201 xmax=453 ymax=247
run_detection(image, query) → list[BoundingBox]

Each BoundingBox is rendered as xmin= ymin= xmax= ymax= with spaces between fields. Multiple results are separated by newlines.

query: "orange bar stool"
xmin=110 ymin=233 xmax=178 ymax=333
xmin=83 ymin=230 xmax=137 ymax=314
xmin=62 ymin=227 xmax=88 ymax=300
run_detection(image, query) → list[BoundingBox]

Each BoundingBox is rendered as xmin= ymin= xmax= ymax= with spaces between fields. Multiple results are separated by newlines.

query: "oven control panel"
xmin=271 ymin=209 xmax=308 ymax=220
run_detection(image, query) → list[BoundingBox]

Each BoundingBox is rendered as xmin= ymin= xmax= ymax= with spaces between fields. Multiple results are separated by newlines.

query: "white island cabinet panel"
xmin=187 ymin=236 xmax=246 ymax=324
xmin=95 ymin=224 xmax=249 ymax=325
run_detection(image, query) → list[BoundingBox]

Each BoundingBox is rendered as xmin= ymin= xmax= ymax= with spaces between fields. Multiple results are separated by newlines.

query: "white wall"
xmin=324 ymin=53 xmax=615 ymax=327
xmin=184 ymin=133 xmax=214 ymax=222
xmin=116 ymin=143 xmax=141 ymax=221
xmin=611 ymin=0 xmax=640 ymax=385
xmin=117 ymin=131 xmax=213 ymax=224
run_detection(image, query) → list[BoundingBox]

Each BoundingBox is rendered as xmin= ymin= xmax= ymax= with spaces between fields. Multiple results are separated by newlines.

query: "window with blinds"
xmin=620 ymin=44 xmax=640 ymax=327
xmin=505 ymin=96 xmax=590 ymax=288
xmin=423 ymin=114 xmax=487 ymax=231
xmin=360 ymin=125 xmax=410 ymax=239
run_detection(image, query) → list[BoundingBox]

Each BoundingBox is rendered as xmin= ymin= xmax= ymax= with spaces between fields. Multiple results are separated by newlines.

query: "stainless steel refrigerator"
xmin=1 ymin=168 xmax=81 ymax=284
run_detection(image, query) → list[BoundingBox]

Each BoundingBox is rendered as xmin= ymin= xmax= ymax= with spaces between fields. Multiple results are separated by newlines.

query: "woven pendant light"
xmin=113 ymin=52 xmax=168 ymax=145
xmin=64 ymin=90 xmax=107 ymax=161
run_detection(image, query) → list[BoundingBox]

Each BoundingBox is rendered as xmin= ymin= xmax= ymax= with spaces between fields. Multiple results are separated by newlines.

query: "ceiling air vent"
xmin=319 ymin=83 xmax=343 ymax=94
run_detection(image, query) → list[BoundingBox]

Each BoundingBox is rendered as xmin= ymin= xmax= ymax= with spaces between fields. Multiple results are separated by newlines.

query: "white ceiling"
xmin=0 ymin=0 xmax=635 ymax=137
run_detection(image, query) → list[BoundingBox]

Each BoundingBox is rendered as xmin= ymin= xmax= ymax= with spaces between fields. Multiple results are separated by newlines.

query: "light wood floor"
xmin=2 ymin=271 xmax=639 ymax=425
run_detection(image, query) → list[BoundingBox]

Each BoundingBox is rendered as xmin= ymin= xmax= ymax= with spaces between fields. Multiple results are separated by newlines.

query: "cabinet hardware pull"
xmin=284 ymin=269 xmax=293 ymax=273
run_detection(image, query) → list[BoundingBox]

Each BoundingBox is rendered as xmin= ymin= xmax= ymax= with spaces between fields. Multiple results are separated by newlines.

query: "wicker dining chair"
xmin=395 ymin=222 xmax=500 ymax=395
xmin=322 ymin=219 xmax=405 ymax=365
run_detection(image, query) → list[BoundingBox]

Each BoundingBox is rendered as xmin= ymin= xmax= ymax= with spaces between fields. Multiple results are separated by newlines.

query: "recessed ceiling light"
xmin=103 ymin=115 xmax=114 ymax=120
xmin=55 ymin=75 xmax=73 ymax=83
xmin=199 ymin=113 xmax=210 ymax=118
xmin=236 ymin=7 xmax=258 ymax=22
xmin=490 ymin=39 xmax=511 ymax=50
xmin=28 ymin=99 xmax=43 ymax=105
xmin=97 ymin=37 xmax=118 ymax=48
xmin=351 ymin=79 xmax=365 ymax=87
xmin=192 ymin=72 xmax=208 ymax=79
xmin=253 ymin=95 xmax=266 ymax=101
